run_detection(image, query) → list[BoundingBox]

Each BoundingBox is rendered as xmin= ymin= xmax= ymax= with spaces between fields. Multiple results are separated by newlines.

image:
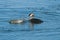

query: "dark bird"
xmin=29 ymin=13 xmax=43 ymax=30
xmin=29 ymin=13 xmax=43 ymax=24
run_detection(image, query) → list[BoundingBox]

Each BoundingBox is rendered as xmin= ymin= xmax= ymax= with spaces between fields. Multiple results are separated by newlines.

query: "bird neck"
xmin=30 ymin=16 xmax=34 ymax=19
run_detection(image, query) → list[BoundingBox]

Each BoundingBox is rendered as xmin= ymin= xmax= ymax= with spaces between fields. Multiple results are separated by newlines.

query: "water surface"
xmin=0 ymin=0 xmax=60 ymax=40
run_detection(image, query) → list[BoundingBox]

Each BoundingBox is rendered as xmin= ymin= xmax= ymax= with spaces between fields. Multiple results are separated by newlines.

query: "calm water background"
xmin=0 ymin=0 xmax=60 ymax=40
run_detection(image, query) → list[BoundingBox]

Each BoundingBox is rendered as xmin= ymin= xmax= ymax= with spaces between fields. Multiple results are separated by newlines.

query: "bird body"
xmin=29 ymin=18 xmax=43 ymax=24
xmin=9 ymin=20 xmax=24 ymax=24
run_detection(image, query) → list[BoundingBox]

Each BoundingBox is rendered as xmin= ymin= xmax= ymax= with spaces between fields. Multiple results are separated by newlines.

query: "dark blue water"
xmin=0 ymin=0 xmax=60 ymax=40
